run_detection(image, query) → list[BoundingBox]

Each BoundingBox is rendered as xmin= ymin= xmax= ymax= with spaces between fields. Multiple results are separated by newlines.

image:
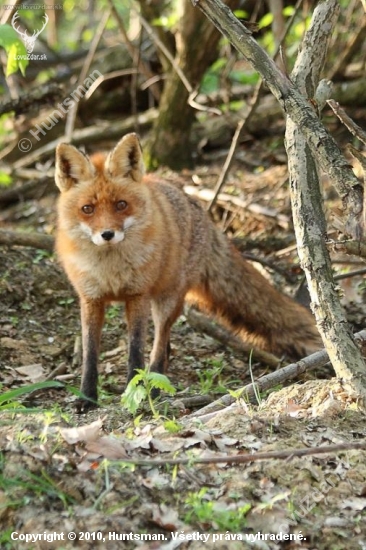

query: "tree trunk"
xmin=145 ymin=0 xmax=239 ymax=169
xmin=285 ymin=0 xmax=366 ymax=400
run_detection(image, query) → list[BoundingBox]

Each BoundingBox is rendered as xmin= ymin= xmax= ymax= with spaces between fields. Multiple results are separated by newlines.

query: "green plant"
xmin=32 ymin=249 xmax=52 ymax=264
xmin=163 ymin=419 xmax=182 ymax=433
xmin=196 ymin=359 xmax=226 ymax=394
xmin=0 ymin=24 xmax=28 ymax=75
xmin=0 ymin=171 xmax=12 ymax=187
xmin=105 ymin=304 xmax=122 ymax=321
xmin=184 ymin=488 xmax=250 ymax=530
xmin=0 ymin=529 xmax=16 ymax=549
xmin=58 ymin=297 xmax=75 ymax=308
xmin=0 ymin=468 xmax=75 ymax=511
xmin=121 ymin=369 xmax=176 ymax=417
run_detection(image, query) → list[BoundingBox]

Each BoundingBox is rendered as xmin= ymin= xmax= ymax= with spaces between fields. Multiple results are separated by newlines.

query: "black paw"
xmin=74 ymin=397 xmax=98 ymax=414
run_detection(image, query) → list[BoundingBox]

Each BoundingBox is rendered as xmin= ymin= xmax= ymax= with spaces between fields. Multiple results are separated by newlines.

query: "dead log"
xmin=0 ymin=229 xmax=54 ymax=252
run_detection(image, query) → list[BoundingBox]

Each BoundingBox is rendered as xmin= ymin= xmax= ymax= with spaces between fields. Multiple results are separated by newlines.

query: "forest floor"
xmin=0 ymin=133 xmax=366 ymax=549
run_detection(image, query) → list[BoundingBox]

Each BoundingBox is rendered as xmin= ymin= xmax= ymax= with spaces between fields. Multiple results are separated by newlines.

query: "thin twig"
xmin=136 ymin=10 xmax=221 ymax=116
xmin=327 ymin=99 xmax=366 ymax=146
xmin=207 ymin=118 xmax=246 ymax=213
xmin=207 ymin=0 xmax=304 ymax=213
xmin=334 ymin=267 xmax=366 ymax=281
xmin=106 ymin=0 xmax=160 ymax=101
xmin=84 ymin=69 xmax=138 ymax=99
xmin=65 ymin=9 xmax=111 ymax=141
xmin=91 ymin=440 xmax=366 ymax=467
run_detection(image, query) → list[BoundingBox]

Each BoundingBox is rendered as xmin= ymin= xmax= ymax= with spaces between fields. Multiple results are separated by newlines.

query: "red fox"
xmin=55 ymin=133 xmax=322 ymax=411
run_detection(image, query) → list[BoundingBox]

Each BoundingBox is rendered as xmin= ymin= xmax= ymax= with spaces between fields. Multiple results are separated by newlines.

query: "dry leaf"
xmin=60 ymin=418 xmax=104 ymax=445
xmin=14 ymin=364 xmax=44 ymax=382
xmin=151 ymin=503 xmax=182 ymax=531
xmin=86 ymin=435 xmax=128 ymax=459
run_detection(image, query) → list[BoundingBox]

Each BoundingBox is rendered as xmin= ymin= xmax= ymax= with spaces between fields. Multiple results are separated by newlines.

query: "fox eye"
xmin=116 ymin=200 xmax=127 ymax=211
xmin=82 ymin=205 xmax=94 ymax=214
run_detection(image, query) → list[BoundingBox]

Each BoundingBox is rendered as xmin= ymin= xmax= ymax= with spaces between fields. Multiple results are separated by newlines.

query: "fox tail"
xmin=187 ymin=230 xmax=322 ymax=359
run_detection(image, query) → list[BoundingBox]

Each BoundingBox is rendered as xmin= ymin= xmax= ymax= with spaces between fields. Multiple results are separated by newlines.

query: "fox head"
xmin=55 ymin=133 xmax=148 ymax=247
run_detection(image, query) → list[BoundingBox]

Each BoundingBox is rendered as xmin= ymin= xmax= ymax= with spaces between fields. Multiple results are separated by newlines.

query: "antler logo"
xmin=11 ymin=11 xmax=49 ymax=54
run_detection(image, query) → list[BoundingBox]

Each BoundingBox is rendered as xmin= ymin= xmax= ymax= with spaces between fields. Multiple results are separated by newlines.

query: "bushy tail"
xmin=187 ymin=229 xmax=322 ymax=359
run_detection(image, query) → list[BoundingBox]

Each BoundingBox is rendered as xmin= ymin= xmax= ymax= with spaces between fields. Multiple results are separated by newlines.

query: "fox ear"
xmin=55 ymin=143 xmax=95 ymax=192
xmin=106 ymin=133 xmax=144 ymax=182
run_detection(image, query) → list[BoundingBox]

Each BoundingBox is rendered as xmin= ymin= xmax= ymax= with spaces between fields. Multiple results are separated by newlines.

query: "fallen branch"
xmin=0 ymin=229 xmax=54 ymax=252
xmin=92 ymin=440 xmax=366 ymax=467
xmin=183 ymin=329 xmax=366 ymax=420
xmin=184 ymin=185 xmax=289 ymax=226
xmin=329 ymin=239 xmax=366 ymax=260
xmin=0 ymin=83 xmax=64 ymax=117
xmin=0 ymin=176 xmax=53 ymax=206
xmin=12 ymin=109 xmax=158 ymax=169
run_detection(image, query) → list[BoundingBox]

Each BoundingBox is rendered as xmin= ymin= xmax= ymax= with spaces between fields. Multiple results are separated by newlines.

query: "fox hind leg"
xmin=125 ymin=296 xmax=150 ymax=384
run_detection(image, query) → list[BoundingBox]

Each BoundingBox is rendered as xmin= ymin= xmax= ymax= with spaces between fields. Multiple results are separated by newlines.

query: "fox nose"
xmin=101 ymin=230 xmax=115 ymax=241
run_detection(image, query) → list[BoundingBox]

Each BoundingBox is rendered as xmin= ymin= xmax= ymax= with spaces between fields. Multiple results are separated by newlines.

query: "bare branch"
xmin=327 ymin=99 xmax=366 ymax=146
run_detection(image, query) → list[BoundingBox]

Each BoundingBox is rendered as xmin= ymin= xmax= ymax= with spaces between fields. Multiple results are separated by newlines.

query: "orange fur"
xmin=55 ymin=133 xmax=322 ymax=411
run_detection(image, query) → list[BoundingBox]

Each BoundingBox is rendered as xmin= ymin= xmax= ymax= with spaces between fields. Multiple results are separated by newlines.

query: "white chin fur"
xmin=92 ymin=231 xmax=125 ymax=246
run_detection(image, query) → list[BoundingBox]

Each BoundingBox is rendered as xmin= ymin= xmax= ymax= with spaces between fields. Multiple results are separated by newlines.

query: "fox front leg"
xmin=77 ymin=297 xmax=105 ymax=412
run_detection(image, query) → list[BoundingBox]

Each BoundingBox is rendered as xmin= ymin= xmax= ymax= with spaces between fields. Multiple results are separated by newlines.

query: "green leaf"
xmin=0 ymin=171 xmax=12 ymax=186
xmin=121 ymin=383 xmax=147 ymax=415
xmin=147 ymin=372 xmax=176 ymax=394
xmin=283 ymin=6 xmax=295 ymax=17
xmin=233 ymin=10 xmax=249 ymax=19
xmin=0 ymin=381 xmax=63 ymax=408
xmin=164 ymin=419 xmax=182 ymax=433
xmin=0 ymin=24 xmax=28 ymax=76
xmin=258 ymin=12 xmax=274 ymax=29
